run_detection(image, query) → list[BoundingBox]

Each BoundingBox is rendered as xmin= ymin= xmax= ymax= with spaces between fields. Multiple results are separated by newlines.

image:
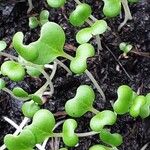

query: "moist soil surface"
xmin=0 ymin=0 xmax=150 ymax=150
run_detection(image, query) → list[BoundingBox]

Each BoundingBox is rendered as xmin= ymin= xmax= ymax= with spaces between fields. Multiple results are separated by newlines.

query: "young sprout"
xmin=70 ymin=43 xmax=95 ymax=74
xmin=0 ymin=40 xmax=7 ymax=51
xmin=99 ymin=129 xmax=123 ymax=147
xmin=129 ymin=95 xmax=146 ymax=118
xmin=29 ymin=10 xmax=50 ymax=29
xmin=140 ymin=93 xmax=150 ymax=118
xmin=29 ymin=94 xmax=43 ymax=105
xmin=13 ymin=22 xmax=66 ymax=64
xmin=22 ymin=101 xmax=40 ymax=118
xmin=119 ymin=42 xmax=133 ymax=54
xmin=47 ymin=0 xmax=66 ymax=8
xmin=102 ymin=0 xmax=121 ymax=18
xmin=89 ymin=145 xmax=111 ymax=150
xmin=113 ymin=85 xmax=135 ymax=115
xmin=12 ymin=87 xmax=29 ymax=98
xmin=26 ymin=65 xmax=43 ymax=77
xmin=0 ymin=78 xmax=6 ymax=90
xmin=4 ymin=109 xmax=55 ymax=150
xmin=1 ymin=61 xmax=25 ymax=82
xmin=90 ymin=110 xmax=117 ymax=132
xmin=76 ymin=20 xmax=107 ymax=44
xmin=62 ymin=119 xmax=79 ymax=147
xmin=69 ymin=3 xmax=92 ymax=26
xmin=65 ymin=85 xmax=95 ymax=117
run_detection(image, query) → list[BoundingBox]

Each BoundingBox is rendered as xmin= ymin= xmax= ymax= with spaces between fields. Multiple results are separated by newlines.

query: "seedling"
xmin=12 ymin=87 xmax=29 ymax=98
xmin=47 ymin=0 xmax=66 ymax=8
xmin=90 ymin=110 xmax=117 ymax=132
xmin=69 ymin=3 xmax=92 ymax=26
xmin=62 ymin=119 xmax=79 ymax=147
xmin=119 ymin=42 xmax=133 ymax=54
xmin=0 ymin=78 xmax=5 ymax=90
xmin=4 ymin=109 xmax=55 ymax=150
xmin=89 ymin=145 xmax=111 ymax=150
xmin=1 ymin=61 xmax=25 ymax=82
xmin=29 ymin=10 xmax=50 ymax=29
xmin=76 ymin=20 xmax=107 ymax=44
xmin=102 ymin=0 xmax=121 ymax=18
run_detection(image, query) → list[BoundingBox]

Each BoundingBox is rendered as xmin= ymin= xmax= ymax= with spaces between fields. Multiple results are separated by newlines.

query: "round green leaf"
xmin=29 ymin=94 xmax=43 ymax=105
xmin=1 ymin=61 xmax=25 ymax=82
xmin=89 ymin=145 xmax=110 ymax=150
xmin=29 ymin=17 xmax=39 ymax=29
xmin=69 ymin=3 xmax=92 ymax=26
xmin=65 ymin=85 xmax=95 ymax=117
xmin=12 ymin=87 xmax=28 ymax=98
xmin=62 ymin=119 xmax=79 ymax=147
xmin=39 ymin=10 xmax=50 ymax=26
xmin=90 ymin=110 xmax=117 ymax=132
xmin=22 ymin=101 xmax=40 ymax=118
xmin=47 ymin=0 xmax=66 ymax=8
xmin=0 ymin=78 xmax=5 ymax=90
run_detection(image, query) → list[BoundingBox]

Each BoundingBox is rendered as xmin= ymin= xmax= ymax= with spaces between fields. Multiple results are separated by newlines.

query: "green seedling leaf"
xmin=76 ymin=20 xmax=107 ymax=44
xmin=91 ymin=20 xmax=108 ymax=36
xmin=62 ymin=119 xmax=79 ymax=147
xmin=128 ymin=0 xmax=139 ymax=3
xmin=0 ymin=78 xmax=5 ymax=90
xmin=0 ymin=40 xmax=7 ymax=51
xmin=1 ymin=61 xmax=25 ymax=82
xmin=29 ymin=94 xmax=43 ymax=105
xmin=89 ymin=145 xmax=111 ymax=150
xmin=39 ymin=10 xmax=49 ymax=26
xmin=102 ymin=0 xmax=121 ymax=18
xmin=113 ymin=85 xmax=134 ymax=114
xmin=4 ymin=129 xmax=36 ymax=150
xmin=90 ymin=110 xmax=117 ymax=132
xmin=47 ymin=0 xmax=66 ymax=8
xmin=25 ymin=109 xmax=55 ymax=143
xmin=140 ymin=93 xmax=150 ymax=118
xmin=69 ymin=3 xmax=92 ymax=26
xmin=129 ymin=95 xmax=146 ymax=118
xmin=12 ymin=87 xmax=28 ymax=98
xmin=76 ymin=28 xmax=92 ymax=44
xmin=29 ymin=17 xmax=39 ymax=29
xmin=65 ymin=85 xmax=95 ymax=117
xmin=99 ymin=129 xmax=123 ymax=147
xmin=70 ymin=43 xmax=95 ymax=74
xmin=26 ymin=65 xmax=43 ymax=77
xmin=22 ymin=101 xmax=40 ymax=118
xmin=13 ymin=22 xmax=65 ymax=65
xmin=119 ymin=42 xmax=133 ymax=54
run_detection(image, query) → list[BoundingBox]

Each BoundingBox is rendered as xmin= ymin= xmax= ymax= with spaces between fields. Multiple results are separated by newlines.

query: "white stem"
xmin=118 ymin=0 xmax=133 ymax=30
xmin=85 ymin=70 xmax=106 ymax=101
xmin=0 ymin=52 xmax=18 ymax=61
xmin=27 ymin=0 xmax=34 ymax=13
xmin=74 ymin=0 xmax=81 ymax=4
xmin=77 ymin=131 xmax=98 ymax=137
xmin=55 ymin=59 xmax=72 ymax=75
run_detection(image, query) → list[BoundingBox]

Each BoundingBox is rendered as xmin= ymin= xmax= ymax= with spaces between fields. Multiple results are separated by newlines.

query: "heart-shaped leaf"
xmin=90 ymin=110 xmax=117 ymax=132
xmin=65 ymin=85 xmax=95 ymax=117
xmin=1 ymin=61 xmax=25 ymax=82
xmin=62 ymin=119 xmax=79 ymax=147
xmin=13 ymin=22 xmax=66 ymax=65
xmin=4 ymin=129 xmax=36 ymax=150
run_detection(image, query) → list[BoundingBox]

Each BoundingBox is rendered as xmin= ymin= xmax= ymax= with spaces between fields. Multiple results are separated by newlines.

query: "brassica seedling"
xmin=99 ymin=129 xmax=123 ymax=147
xmin=12 ymin=87 xmax=29 ymax=98
xmin=90 ymin=110 xmax=117 ymax=132
xmin=62 ymin=119 xmax=79 ymax=147
xmin=0 ymin=40 xmax=7 ymax=51
xmin=76 ymin=20 xmax=107 ymax=44
xmin=65 ymin=85 xmax=95 ymax=117
xmin=4 ymin=109 xmax=55 ymax=150
xmin=47 ymin=0 xmax=66 ymax=8
xmin=22 ymin=101 xmax=40 ymax=118
xmin=1 ymin=61 xmax=25 ymax=82
xmin=70 ymin=43 xmax=95 ymax=74
xmin=29 ymin=17 xmax=39 ymax=29
xmin=102 ymin=0 xmax=121 ymax=18
xmin=69 ymin=3 xmax=92 ymax=26
xmin=119 ymin=42 xmax=133 ymax=54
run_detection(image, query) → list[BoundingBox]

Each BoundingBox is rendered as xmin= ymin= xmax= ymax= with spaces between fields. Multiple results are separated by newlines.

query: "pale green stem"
xmin=0 ymin=52 xmax=18 ymax=61
xmin=90 ymin=107 xmax=100 ymax=114
xmin=27 ymin=0 xmax=34 ymax=13
xmin=118 ymin=0 xmax=133 ymax=30
xmin=55 ymin=59 xmax=72 ymax=75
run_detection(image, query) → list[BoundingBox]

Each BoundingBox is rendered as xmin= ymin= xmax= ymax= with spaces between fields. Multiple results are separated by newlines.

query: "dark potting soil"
xmin=0 ymin=0 xmax=150 ymax=149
